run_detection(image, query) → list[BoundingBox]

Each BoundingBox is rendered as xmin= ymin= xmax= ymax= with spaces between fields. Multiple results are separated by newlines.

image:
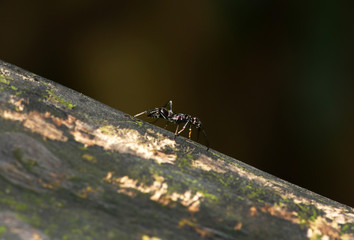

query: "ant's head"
xmin=147 ymin=108 xmax=161 ymax=118
xmin=191 ymin=117 xmax=202 ymax=128
xmin=147 ymin=107 xmax=169 ymax=118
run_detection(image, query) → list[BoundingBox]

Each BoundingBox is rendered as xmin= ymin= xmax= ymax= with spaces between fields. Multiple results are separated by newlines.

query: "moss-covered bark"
xmin=0 ymin=60 xmax=353 ymax=240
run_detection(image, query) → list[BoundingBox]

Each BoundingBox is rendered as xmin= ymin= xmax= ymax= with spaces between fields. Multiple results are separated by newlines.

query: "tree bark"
xmin=0 ymin=59 xmax=353 ymax=240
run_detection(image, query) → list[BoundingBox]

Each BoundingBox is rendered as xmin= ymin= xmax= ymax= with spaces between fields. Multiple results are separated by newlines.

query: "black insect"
xmin=134 ymin=100 xmax=209 ymax=150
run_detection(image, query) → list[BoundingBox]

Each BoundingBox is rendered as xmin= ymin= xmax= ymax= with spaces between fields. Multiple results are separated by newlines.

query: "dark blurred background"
xmin=1 ymin=1 xmax=353 ymax=207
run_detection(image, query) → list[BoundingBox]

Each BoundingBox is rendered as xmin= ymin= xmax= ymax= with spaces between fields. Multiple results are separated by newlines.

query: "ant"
xmin=133 ymin=101 xmax=209 ymax=150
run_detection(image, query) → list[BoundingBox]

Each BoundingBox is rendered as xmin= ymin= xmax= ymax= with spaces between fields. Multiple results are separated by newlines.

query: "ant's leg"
xmin=188 ymin=124 xmax=192 ymax=139
xmin=196 ymin=128 xmax=200 ymax=142
xmin=176 ymin=121 xmax=189 ymax=136
xmin=163 ymin=100 xmax=173 ymax=111
xmin=168 ymin=100 xmax=173 ymax=111
xmin=134 ymin=111 xmax=147 ymax=118
xmin=173 ymin=124 xmax=179 ymax=139
xmin=201 ymin=128 xmax=210 ymax=150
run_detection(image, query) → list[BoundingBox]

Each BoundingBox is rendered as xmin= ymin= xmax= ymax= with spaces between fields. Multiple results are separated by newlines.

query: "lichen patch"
xmin=9 ymin=96 xmax=26 ymax=111
xmin=194 ymin=154 xmax=354 ymax=229
xmin=0 ymin=106 xmax=176 ymax=163
xmin=192 ymin=155 xmax=227 ymax=173
xmin=104 ymin=173 xmax=204 ymax=213
xmin=307 ymin=216 xmax=342 ymax=239
xmin=0 ymin=110 xmax=68 ymax=141
xmin=260 ymin=204 xmax=299 ymax=224
xmin=0 ymin=67 xmax=37 ymax=83
xmin=71 ymin=125 xmax=176 ymax=164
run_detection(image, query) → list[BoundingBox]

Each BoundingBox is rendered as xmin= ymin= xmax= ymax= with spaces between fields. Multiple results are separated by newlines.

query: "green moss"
xmin=79 ymin=146 xmax=88 ymax=151
xmin=0 ymin=75 xmax=10 ymax=84
xmin=82 ymin=154 xmax=97 ymax=163
xmin=176 ymin=157 xmax=191 ymax=168
xmin=199 ymin=190 xmax=218 ymax=201
xmin=98 ymin=125 xmax=117 ymax=135
xmin=341 ymin=223 xmax=354 ymax=234
xmin=46 ymin=89 xmax=76 ymax=110
xmin=217 ymin=176 xmax=228 ymax=187
xmin=129 ymin=116 xmax=143 ymax=127
xmin=209 ymin=150 xmax=225 ymax=160
xmin=243 ymin=184 xmax=266 ymax=201
xmin=237 ymin=195 xmax=245 ymax=201
xmin=247 ymin=191 xmax=260 ymax=199
xmin=297 ymin=204 xmax=319 ymax=223
xmin=10 ymin=85 xmax=18 ymax=90
xmin=0 ymin=226 xmax=7 ymax=234
xmin=136 ymin=120 xmax=143 ymax=127
xmin=0 ymin=198 xmax=29 ymax=211
xmin=41 ymin=80 xmax=49 ymax=86
xmin=309 ymin=234 xmax=322 ymax=240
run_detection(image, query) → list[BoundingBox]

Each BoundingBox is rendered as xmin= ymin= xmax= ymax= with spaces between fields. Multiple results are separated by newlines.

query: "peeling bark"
xmin=0 ymin=60 xmax=353 ymax=240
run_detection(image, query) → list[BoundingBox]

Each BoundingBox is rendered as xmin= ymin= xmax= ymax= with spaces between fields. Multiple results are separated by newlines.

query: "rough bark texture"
xmin=0 ymin=59 xmax=353 ymax=240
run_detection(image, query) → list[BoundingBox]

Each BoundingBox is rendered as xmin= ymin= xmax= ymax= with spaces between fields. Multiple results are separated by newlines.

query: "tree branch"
xmin=0 ymin=60 xmax=353 ymax=240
